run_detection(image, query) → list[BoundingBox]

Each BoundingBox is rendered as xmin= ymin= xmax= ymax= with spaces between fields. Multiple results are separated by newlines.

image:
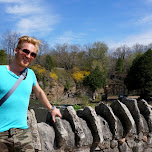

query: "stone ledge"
xmin=26 ymin=98 xmax=152 ymax=152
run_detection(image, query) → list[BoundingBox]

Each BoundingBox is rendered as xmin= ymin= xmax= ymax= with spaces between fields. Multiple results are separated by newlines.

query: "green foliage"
xmin=53 ymin=68 xmax=75 ymax=87
xmin=72 ymin=104 xmax=82 ymax=111
xmin=89 ymin=41 xmax=108 ymax=60
xmin=44 ymin=55 xmax=54 ymax=71
xmin=83 ymin=66 xmax=106 ymax=92
xmin=125 ymin=49 xmax=152 ymax=99
xmin=115 ymin=58 xmax=124 ymax=73
xmin=64 ymin=80 xmax=70 ymax=91
xmin=0 ymin=50 xmax=7 ymax=65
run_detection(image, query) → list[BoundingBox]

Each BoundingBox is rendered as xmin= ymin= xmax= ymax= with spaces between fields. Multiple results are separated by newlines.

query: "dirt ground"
xmin=107 ymin=96 xmax=140 ymax=100
xmin=57 ymin=96 xmax=140 ymax=105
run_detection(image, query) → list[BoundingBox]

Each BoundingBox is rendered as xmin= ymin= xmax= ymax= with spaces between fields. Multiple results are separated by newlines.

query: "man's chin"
xmin=21 ymin=62 xmax=29 ymax=68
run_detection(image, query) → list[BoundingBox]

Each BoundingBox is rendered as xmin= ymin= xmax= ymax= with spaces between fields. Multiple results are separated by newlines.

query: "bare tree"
xmin=0 ymin=31 xmax=20 ymax=64
xmin=52 ymin=43 xmax=69 ymax=69
xmin=113 ymin=45 xmax=131 ymax=59
xmin=132 ymin=43 xmax=147 ymax=54
xmin=33 ymin=39 xmax=52 ymax=66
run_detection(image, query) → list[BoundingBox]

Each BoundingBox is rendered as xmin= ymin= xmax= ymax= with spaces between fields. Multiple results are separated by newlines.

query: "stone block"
xmin=54 ymin=117 xmax=68 ymax=148
xmin=138 ymin=99 xmax=152 ymax=132
xmin=27 ymin=109 xmax=42 ymax=151
xmin=62 ymin=106 xmax=85 ymax=147
xmin=121 ymin=98 xmax=144 ymax=134
xmin=96 ymin=102 xmax=123 ymax=139
xmin=98 ymin=116 xmax=113 ymax=141
xmin=119 ymin=142 xmax=132 ymax=152
xmin=38 ymin=122 xmax=55 ymax=152
xmin=82 ymin=106 xmax=104 ymax=148
xmin=111 ymin=100 xmax=136 ymax=137
xmin=79 ymin=118 xmax=93 ymax=147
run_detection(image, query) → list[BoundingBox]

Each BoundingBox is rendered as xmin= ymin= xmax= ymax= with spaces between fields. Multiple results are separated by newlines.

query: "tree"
xmin=89 ymin=41 xmax=108 ymax=61
xmin=52 ymin=43 xmax=69 ymax=69
xmin=0 ymin=50 xmax=7 ymax=65
xmin=44 ymin=55 xmax=54 ymax=71
xmin=124 ymin=49 xmax=152 ymax=100
xmin=115 ymin=58 xmax=124 ymax=73
xmin=32 ymin=39 xmax=51 ymax=66
xmin=113 ymin=45 xmax=131 ymax=59
xmin=1 ymin=31 xmax=20 ymax=64
xmin=83 ymin=66 xmax=106 ymax=92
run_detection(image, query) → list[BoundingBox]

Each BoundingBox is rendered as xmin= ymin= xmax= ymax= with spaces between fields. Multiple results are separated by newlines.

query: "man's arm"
xmin=32 ymin=82 xmax=62 ymax=122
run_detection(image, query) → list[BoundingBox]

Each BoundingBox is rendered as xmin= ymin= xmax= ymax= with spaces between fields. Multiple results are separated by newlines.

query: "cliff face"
xmin=27 ymin=98 xmax=152 ymax=152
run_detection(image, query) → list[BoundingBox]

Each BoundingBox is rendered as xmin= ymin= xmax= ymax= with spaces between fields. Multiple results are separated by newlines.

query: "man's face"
xmin=15 ymin=42 xmax=37 ymax=68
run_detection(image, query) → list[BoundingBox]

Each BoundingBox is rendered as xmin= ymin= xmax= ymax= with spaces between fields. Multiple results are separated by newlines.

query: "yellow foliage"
xmin=72 ymin=71 xmax=90 ymax=82
xmin=50 ymin=72 xmax=58 ymax=80
xmin=72 ymin=67 xmax=80 ymax=72
xmin=31 ymin=64 xmax=47 ymax=79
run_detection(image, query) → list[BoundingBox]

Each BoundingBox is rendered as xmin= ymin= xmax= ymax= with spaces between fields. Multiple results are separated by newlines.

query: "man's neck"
xmin=7 ymin=62 xmax=25 ymax=76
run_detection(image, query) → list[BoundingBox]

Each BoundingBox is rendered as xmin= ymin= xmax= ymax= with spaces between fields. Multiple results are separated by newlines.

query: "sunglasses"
xmin=21 ymin=49 xmax=37 ymax=58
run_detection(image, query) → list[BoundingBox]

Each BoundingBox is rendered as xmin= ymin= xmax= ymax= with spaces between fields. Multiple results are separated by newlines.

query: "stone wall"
xmin=27 ymin=98 xmax=152 ymax=152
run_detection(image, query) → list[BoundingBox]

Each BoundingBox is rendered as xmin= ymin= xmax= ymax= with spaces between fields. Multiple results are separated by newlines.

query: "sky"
xmin=0 ymin=0 xmax=152 ymax=50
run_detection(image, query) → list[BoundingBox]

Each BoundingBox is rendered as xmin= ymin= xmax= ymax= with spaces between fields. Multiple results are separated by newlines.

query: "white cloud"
xmin=54 ymin=31 xmax=87 ymax=44
xmin=6 ymin=4 xmax=43 ymax=15
xmin=0 ymin=0 xmax=21 ymax=3
xmin=145 ymin=0 xmax=152 ymax=3
xmin=0 ymin=0 xmax=60 ymax=36
xmin=108 ymin=30 xmax=152 ymax=49
xmin=17 ymin=15 xmax=58 ymax=35
xmin=136 ymin=15 xmax=152 ymax=25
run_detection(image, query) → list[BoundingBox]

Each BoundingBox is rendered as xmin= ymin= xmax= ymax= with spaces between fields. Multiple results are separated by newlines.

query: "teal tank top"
xmin=0 ymin=65 xmax=37 ymax=132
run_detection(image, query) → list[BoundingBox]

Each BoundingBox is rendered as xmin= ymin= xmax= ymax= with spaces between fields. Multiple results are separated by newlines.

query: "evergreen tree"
xmin=115 ymin=57 xmax=124 ymax=73
xmin=44 ymin=55 xmax=54 ymax=71
xmin=83 ymin=66 xmax=106 ymax=92
xmin=124 ymin=49 xmax=152 ymax=100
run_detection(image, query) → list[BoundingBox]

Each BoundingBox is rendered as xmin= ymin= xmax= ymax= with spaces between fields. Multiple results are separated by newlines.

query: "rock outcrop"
xmin=27 ymin=98 xmax=152 ymax=152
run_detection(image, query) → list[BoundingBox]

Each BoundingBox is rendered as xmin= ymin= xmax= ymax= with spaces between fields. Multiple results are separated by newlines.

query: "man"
xmin=0 ymin=36 xmax=62 ymax=151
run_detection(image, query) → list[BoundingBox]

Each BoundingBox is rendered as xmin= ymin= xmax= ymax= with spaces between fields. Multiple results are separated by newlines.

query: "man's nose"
xmin=26 ymin=53 xmax=31 ymax=58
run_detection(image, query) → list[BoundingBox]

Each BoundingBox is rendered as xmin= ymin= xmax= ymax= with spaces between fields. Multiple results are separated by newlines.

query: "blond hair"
xmin=17 ymin=36 xmax=42 ymax=52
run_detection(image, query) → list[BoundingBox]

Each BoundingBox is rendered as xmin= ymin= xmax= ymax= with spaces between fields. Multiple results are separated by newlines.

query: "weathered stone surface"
xmin=114 ymin=115 xmax=124 ymax=140
xmin=62 ymin=106 xmax=85 ymax=147
xmin=54 ymin=117 xmax=68 ymax=148
xmin=79 ymin=117 xmax=93 ymax=147
xmin=121 ymin=98 xmax=144 ymax=134
xmin=99 ymin=140 xmax=111 ymax=150
xmin=144 ymin=148 xmax=152 ymax=152
xmin=22 ymin=99 xmax=152 ymax=151
xmin=126 ymin=139 xmax=136 ymax=149
xmin=119 ymin=142 xmax=133 ymax=152
xmin=27 ymin=109 xmax=41 ymax=151
xmin=110 ymin=147 xmax=119 ymax=152
xmin=132 ymin=141 xmax=145 ymax=152
xmin=140 ymin=114 xmax=149 ymax=133
xmin=110 ymin=140 xmax=118 ymax=149
xmin=38 ymin=122 xmax=55 ymax=152
xmin=95 ymin=102 xmax=121 ymax=139
xmin=82 ymin=106 xmax=104 ymax=147
xmin=72 ymin=148 xmax=90 ymax=152
xmin=118 ymin=138 xmax=126 ymax=145
xmin=147 ymin=133 xmax=152 ymax=147
xmin=61 ymin=119 xmax=75 ymax=150
xmin=98 ymin=116 xmax=113 ymax=141
xmin=111 ymin=100 xmax=136 ymax=137
xmin=138 ymin=99 xmax=152 ymax=132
